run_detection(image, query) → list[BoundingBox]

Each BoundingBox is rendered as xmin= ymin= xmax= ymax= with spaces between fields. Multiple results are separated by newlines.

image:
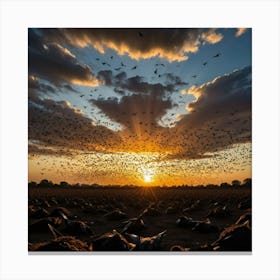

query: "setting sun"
xmin=142 ymin=168 xmax=154 ymax=184
xmin=144 ymin=173 xmax=152 ymax=183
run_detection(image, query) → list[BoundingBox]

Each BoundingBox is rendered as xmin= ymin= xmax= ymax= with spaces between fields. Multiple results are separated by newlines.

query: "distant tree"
xmin=28 ymin=181 xmax=37 ymax=188
xmin=38 ymin=179 xmax=53 ymax=188
xmin=60 ymin=181 xmax=69 ymax=187
xmin=206 ymin=184 xmax=217 ymax=188
xmin=243 ymin=178 xmax=252 ymax=187
xmin=232 ymin=180 xmax=241 ymax=187
xmin=220 ymin=182 xmax=230 ymax=188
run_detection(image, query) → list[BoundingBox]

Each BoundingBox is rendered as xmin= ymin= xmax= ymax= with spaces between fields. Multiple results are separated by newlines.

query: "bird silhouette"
xmin=213 ymin=53 xmax=221 ymax=58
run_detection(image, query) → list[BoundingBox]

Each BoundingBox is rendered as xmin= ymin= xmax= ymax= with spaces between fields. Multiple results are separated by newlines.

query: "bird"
xmin=131 ymin=66 xmax=137 ymax=70
xmin=203 ymin=62 xmax=208 ymax=66
xmin=213 ymin=53 xmax=221 ymax=58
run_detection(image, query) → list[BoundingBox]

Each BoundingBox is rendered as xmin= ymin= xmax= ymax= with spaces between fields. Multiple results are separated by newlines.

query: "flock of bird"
xmin=28 ymin=29 xmax=251 ymax=186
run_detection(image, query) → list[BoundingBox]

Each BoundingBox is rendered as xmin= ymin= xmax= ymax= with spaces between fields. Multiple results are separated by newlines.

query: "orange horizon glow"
xmin=28 ymin=143 xmax=251 ymax=187
xmin=28 ymin=29 xmax=252 ymax=188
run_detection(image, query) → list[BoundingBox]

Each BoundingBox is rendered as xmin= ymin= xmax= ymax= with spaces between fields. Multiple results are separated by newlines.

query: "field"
xmin=28 ymin=186 xmax=251 ymax=252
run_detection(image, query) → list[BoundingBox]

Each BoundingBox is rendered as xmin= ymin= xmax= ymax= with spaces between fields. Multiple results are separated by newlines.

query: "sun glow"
xmin=142 ymin=168 xmax=154 ymax=184
xmin=144 ymin=173 xmax=152 ymax=183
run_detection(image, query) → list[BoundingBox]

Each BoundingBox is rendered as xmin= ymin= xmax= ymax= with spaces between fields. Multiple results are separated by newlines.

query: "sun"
xmin=142 ymin=168 xmax=154 ymax=184
xmin=144 ymin=173 xmax=152 ymax=183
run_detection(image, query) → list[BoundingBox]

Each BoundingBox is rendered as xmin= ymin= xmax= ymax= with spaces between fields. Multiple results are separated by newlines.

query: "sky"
xmin=28 ymin=28 xmax=252 ymax=186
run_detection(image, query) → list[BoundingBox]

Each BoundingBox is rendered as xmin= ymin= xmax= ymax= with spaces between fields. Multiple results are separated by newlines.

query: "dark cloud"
xmin=125 ymin=76 xmax=174 ymax=95
xmin=187 ymin=66 xmax=251 ymax=117
xmin=28 ymin=29 xmax=99 ymax=88
xmin=42 ymin=28 xmax=223 ymax=62
xmin=28 ymin=66 xmax=251 ymax=160
xmin=90 ymin=92 xmax=174 ymax=153
xmin=91 ymin=93 xmax=172 ymax=131
xmin=113 ymin=88 xmax=126 ymax=95
xmin=28 ymin=75 xmax=57 ymax=99
xmin=97 ymin=70 xmax=174 ymax=96
xmin=163 ymin=73 xmax=189 ymax=87
xmin=28 ymin=143 xmax=76 ymax=157
xmin=28 ymin=97 xmax=121 ymax=153
xmin=63 ymin=84 xmax=80 ymax=93
xmin=165 ymin=66 xmax=252 ymax=159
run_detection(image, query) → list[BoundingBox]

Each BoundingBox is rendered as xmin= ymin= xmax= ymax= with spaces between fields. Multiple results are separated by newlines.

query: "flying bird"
xmin=213 ymin=53 xmax=221 ymax=58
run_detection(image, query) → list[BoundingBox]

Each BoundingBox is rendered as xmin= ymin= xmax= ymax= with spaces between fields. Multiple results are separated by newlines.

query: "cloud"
xmin=91 ymin=92 xmax=173 ymax=131
xmin=165 ymin=66 xmax=252 ymax=159
xmin=201 ymin=29 xmax=223 ymax=44
xmin=28 ymin=66 xmax=251 ymax=160
xmin=163 ymin=73 xmax=189 ymax=87
xmin=235 ymin=28 xmax=248 ymax=37
xmin=28 ymin=143 xmax=76 ymax=157
xmin=90 ymin=92 xmax=175 ymax=153
xmin=28 ymin=29 xmax=99 ymax=88
xmin=113 ymin=88 xmax=126 ymax=95
xmin=63 ymin=84 xmax=80 ymax=93
xmin=97 ymin=70 xmax=174 ymax=96
xmin=42 ymin=28 xmax=224 ymax=62
xmin=187 ymin=66 xmax=251 ymax=110
xmin=28 ymin=97 xmax=121 ymax=154
xmin=180 ymin=89 xmax=188 ymax=95
xmin=28 ymin=75 xmax=57 ymax=99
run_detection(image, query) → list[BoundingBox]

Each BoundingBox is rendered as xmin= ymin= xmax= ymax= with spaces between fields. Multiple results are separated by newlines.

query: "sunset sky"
xmin=28 ymin=28 xmax=252 ymax=186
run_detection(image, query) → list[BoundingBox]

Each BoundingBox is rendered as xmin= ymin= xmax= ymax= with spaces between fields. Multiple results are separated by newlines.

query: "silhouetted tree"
xmin=232 ymin=180 xmax=241 ymax=187
xmin=38 ymin=179 xmax=53 ymax=188
xmin=60 ymin=181 xmax=69 ymax=187
xmin=220 ymin=182 xmax=230 ymax=188
xmin=28 ymin=181 xmax=37 ymax=188
xmin=243 ymin=178 xmax=252 ymax=187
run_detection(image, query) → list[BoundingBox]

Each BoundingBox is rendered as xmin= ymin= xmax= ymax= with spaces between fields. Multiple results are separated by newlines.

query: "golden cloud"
xmin=180 ymin=89 xmax=188 ymax=95
xmin=43 ymin=28 xmax=223 ymax=62
xmin=235 ymin=28 xmax=248 ymax=37
xmin=70 ymin=77 xmax=99 ymax=87
xmin=201 ymin=29 xmax=223 ymax=44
